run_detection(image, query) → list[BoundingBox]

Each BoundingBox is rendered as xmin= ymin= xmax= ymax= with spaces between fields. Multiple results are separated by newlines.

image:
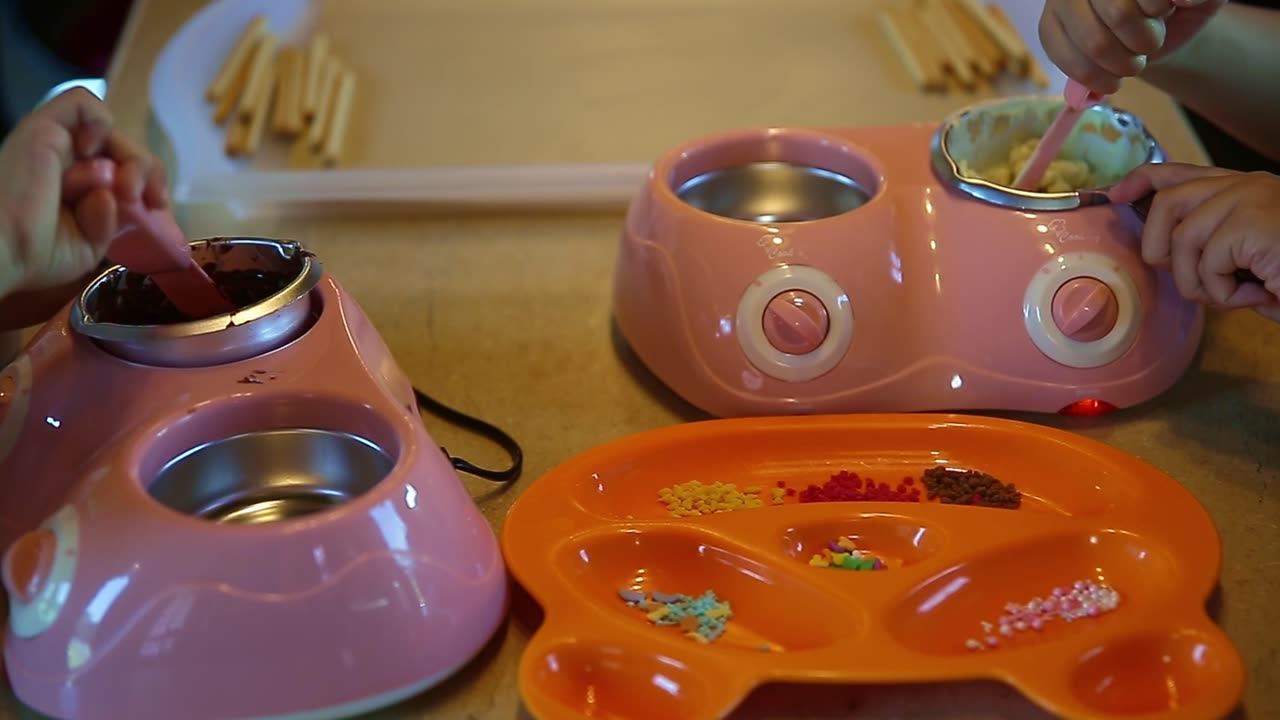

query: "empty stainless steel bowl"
xmin=675 ymin=161 xmax=872 ymax=223
xmin=148 ymin=428 xmax=395 ymax=525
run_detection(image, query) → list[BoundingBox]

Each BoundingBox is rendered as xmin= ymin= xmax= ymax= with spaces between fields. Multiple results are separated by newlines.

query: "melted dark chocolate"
xmin=90 ymin=264 xmax=293 ymax=325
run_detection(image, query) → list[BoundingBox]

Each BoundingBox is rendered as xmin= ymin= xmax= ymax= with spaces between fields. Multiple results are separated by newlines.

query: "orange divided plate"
xmin=501 ymin=414 xmax=1246 ymax=720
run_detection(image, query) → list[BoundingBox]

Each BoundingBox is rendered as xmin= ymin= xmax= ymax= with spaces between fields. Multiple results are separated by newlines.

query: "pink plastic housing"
xmin=613 ymin=122 xmax=1203 ymax=417
xmin=0 ymin=272 xmax=506 ymax=719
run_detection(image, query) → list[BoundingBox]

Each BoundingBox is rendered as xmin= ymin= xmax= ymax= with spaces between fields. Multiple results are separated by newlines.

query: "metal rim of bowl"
xmin=672 ymin=160 xmax=875 ymax=224
xmin=69 ymin=237 xmax=322 ymax=342
xmin=929 ymin=95 xmax=1168 ymax=212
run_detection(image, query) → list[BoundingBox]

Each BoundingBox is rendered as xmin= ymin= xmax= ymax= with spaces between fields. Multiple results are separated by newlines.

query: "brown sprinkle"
xmin=921 ymin=467 xmax=1021 ymax=509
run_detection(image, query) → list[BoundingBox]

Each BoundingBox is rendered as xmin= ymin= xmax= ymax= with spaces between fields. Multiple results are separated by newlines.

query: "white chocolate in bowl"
xmin=944 ymin=96 xmax=1154 ymax=194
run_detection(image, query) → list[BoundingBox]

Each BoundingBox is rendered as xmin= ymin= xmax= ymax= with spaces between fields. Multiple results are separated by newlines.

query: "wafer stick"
xmin=920 ymin=1 xmax=976 ymax=89
xmin=271 ymin=48 xmax=305 ymax=135
xmin=226 ymin=63 xmax=276 ymax=157
xmin=986 ymin=3 xmax=1050 ymax=88
xmin=944 ymin=0 xmax=1002 ymax=75
xmin=877 ymin=11 xmax=931 ymax=91
xmin=225 ymin=112 xmax=249 ymax=156
xmin=237 ymin=34 xmax=278 ymax=122
xmin=243 ymin=65 xmax=276 ymax=155
xmin=206 ymin=16 xmax=267 ymax=102
xmin=959 ymin=0 xmax=1028 ymax=67
xmin=213 ymin=39 xmax=257 ymax=125
xmin=302 ymin=33 xmax=330 ymax=123
xmin=888 ymin=7 xmax=946 ymax=91
xmin=927 ymin=0 xmax=984 ymax=75
xmin=307 ymin=57 xmax=340 ymax=148
xmin=321 ymin=68 xmax=355 ymax=166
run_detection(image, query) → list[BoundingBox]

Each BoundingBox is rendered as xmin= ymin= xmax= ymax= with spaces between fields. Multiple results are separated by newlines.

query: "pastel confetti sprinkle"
xmin=964 ymin=579 xmax=1120 ymax=651
xmin=620 ymin=589 xmax=734 ymax=643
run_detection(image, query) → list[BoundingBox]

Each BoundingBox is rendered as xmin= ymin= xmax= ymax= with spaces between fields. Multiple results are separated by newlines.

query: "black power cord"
xmin=413 ymin=386 xmax=523 ymax=484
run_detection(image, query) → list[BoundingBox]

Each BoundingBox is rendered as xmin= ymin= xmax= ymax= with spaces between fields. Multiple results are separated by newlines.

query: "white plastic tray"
xmin=149 ymin=0 xmax=1065 ymax=216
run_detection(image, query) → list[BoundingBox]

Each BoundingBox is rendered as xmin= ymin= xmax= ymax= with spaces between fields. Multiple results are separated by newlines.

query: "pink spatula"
xmin=1013 ymin=79 xmax=1105 ymax=191
xmin=63 ymin=159 xmax=235 ymax=320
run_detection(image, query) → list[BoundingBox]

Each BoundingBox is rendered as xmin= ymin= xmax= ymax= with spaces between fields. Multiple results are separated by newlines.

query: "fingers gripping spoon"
xmin=1013 ymin=79 xmax=1104 ymax=191
xmin=63 ymin=159 xmax=236 ymax=320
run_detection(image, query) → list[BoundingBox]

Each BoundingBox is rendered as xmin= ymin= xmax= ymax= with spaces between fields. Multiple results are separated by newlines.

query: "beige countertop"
xmin=3 ymin=0 xmax=1277 ymax=718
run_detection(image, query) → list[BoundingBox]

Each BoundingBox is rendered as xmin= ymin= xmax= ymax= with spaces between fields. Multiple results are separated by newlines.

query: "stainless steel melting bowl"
xmin=930 ymin=95 xmax=1166 ymax=212
xmin=675 ymin=161 xmax=872 ymax=223
xmin=71 ymin=237 xmax=323 ymax=368
xmin=148 ymin=428 xmax=395 ymax=525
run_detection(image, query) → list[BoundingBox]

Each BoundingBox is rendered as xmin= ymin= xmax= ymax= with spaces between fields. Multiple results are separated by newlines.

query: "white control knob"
xmin=737 ymin=265 xmax=854 ymax=382
xmin=1024 ymin=252 xmax=1141 ymax=369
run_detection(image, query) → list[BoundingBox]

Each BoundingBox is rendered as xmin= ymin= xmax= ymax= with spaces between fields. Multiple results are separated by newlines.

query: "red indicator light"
xmin=1058 ymin=399 xmax=1118 ymax=417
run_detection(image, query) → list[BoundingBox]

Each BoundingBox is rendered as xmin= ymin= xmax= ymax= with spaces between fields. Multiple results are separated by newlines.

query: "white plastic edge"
xmin=148 ymin=0 xmax=649 ymax=216
xmin=736 ymin=265 xmax=854 ymax=383
xmin=1023 ymin=252 xmax=1142 ymax=369
xmin=7 ymin=504 xmax=79 ymax=639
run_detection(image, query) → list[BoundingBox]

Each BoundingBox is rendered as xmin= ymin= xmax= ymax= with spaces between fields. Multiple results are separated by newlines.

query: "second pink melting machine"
xmin=613 ymin=96 xmax=1204 ymax=417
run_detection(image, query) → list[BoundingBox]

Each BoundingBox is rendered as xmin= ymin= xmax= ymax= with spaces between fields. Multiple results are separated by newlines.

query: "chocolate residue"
xmin=91 ymin=265 xmax=293 ymax=325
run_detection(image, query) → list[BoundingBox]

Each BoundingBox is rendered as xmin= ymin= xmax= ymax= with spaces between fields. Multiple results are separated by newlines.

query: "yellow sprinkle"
xmin=831 ymin=553 xmax=849 ymax=564
xmin=687 ymin=631 xmax=710 ymax=644
xmin=809 ymin=556 xmax=830 ymax=567
xmin=837 ymin=537 xmax=858 ymax=551
xmin=656 ymin=479 xmax=774 ymax=516
xmin=646 ymin=607 xmax=669 ymax=621
xmin=705 ymin=606 xmax=730 ymax=619
xmin=743 ymin=486 xmax=761 ymax=494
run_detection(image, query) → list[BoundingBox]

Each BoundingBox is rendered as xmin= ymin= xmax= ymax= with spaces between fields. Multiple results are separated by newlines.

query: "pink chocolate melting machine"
xmin=0 ymin=234 xmax=508 ymax=718
xmin=613 ymin=95 xmax=1204 ymax=417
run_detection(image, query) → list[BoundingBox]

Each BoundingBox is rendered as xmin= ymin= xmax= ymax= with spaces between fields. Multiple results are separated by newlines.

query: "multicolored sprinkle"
xmin=618 ymin=588 xmax=734 ymax=643
xmin=807 ymin=535 xmax=887 ymax=570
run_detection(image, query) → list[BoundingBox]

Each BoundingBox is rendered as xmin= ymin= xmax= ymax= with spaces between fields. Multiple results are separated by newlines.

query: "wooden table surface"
xmin=2 ymin=0 xmax=1277 ymax=718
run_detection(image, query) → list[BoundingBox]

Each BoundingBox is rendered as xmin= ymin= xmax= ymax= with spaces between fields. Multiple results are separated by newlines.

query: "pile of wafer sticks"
xmin=205 ymin=16 xmax=356 ymax=167
xmin=877 ymin=0 xmax=1049 ymax=93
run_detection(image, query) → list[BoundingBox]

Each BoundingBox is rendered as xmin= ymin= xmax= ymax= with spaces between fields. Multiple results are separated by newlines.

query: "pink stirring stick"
xmin=63 ymin=159 xmax=236 ymax=319
xmin=1013 ymin=79 xmax=1105 ymax=191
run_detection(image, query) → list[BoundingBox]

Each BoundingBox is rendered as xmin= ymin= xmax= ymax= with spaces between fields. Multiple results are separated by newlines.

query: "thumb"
xmin=73 ymin=187 xmax=119 ymax=251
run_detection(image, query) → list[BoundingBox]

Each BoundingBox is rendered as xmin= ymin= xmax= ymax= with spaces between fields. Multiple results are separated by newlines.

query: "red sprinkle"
xmin=793 ymin=470 xmax=920 ymax=503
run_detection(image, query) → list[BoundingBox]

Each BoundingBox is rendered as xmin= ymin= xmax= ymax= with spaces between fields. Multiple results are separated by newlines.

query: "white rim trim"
xmin=1023 ymin=252 xmax=1142 ymax=369
xmin=736 ymin=265 xmax=854 ymax=382
xmin=8 ymin=504 xmax=78 ymax=639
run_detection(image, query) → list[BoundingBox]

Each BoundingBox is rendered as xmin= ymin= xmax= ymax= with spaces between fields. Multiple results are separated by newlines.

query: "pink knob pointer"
xmin=62 ymin=159 xmax=235 ymax=319
xmin=1052 ymin=277 xmax=1118 ymax=342
xmin=1013 ymin=80 xmax=1105 ymax=192
xmin=763 ymin=290 xmax=829 ymax=355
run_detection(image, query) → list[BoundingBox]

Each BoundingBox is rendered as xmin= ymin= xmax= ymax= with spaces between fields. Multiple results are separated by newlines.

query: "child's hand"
xmin=1110 ymin=162 xmax=1280 ymax=322
xmin=0 ymin=87 xmax=167 ymax=320
xmin=1039 ymin=0 xmax=1227 ymax=94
